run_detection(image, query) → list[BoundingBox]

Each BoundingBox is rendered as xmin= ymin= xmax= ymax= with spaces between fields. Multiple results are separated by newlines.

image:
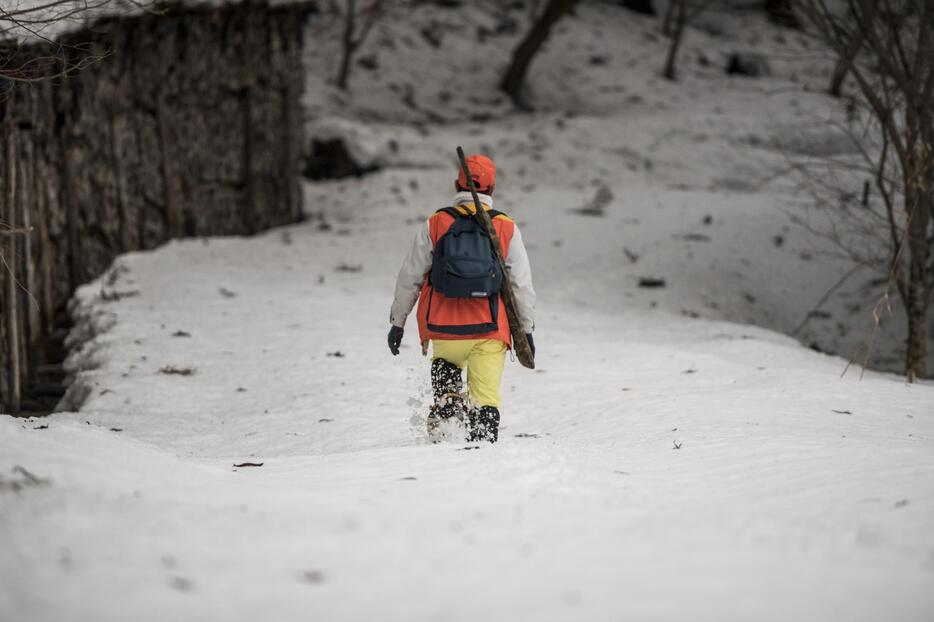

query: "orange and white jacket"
xmin=390 ymin=192 xmax=535 ymax=346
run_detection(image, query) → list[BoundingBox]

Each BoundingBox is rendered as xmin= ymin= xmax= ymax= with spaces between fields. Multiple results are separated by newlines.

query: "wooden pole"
xmin=456 ymin=146 xmax=535 ymax=369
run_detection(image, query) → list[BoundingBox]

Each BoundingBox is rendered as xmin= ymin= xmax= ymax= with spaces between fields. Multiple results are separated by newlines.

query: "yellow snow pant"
xmin=431 ymin=339 xmax=507 ymax=408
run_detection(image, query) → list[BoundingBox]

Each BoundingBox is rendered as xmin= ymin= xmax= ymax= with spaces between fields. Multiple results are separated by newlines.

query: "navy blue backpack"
xmin=427 ymin=207 xmax=504 ymax=334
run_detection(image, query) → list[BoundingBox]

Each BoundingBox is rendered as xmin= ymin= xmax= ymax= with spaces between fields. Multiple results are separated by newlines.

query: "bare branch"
xmin=793 ymin=263 xmax=866 ymax=336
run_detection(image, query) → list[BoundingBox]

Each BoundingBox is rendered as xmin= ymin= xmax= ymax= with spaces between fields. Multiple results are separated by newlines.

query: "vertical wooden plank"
xmin=0 ymin=94 xmax=9 ymax=411
xmin=61 ymin=97 xmax=80 ymax=291
xmin=33 ymin=133 xmax=54 ymax=334
xmin=239 ymin=4 xmax=258 ymax=235
xmin=156 ymin=95 xmax=182 ymax=238
xmin=3 ymin=96 xmax=21 ymax=412
xmin=281 ymin=83 xmax=297 ymax=222
xmin=21 ymin=119 xmax=39 ymax=388
xmin=110 ymin=114 xmax=129 ymax=252
xmin=17 ymin=140 xmax=30 ymax=397
xmin=241 ymin=84 xmax=257 ymax=234
xmin=285 ymin=8 xmax=305 ymax=224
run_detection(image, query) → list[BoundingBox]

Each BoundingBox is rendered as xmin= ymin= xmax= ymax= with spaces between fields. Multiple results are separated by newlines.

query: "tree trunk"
xmin=662 ymin=0 xmax=677 ymax=36
xmin=829 ymin=34 xmax=861 ymax=97
xmin=336 ymin=0 xmax=357 ymax=91
xmin=904 ymin=188 xmax=930 ymax=381
xmin=662 ymin=0 xmax=687 ymax=81
xmin=765 ymin=0 xmax=801 ymax=29
xmin=500 ymin=0 xmax=577 ymax=108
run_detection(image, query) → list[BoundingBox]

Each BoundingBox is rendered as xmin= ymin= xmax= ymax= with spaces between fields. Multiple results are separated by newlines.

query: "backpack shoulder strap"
xmin=436 ymin=206 xmax=510 ymax=222
xmin=437 ymin=206 xmax=509 ymax=218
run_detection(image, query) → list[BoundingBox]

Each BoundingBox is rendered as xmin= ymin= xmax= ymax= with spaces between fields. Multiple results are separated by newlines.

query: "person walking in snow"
xmin=387 ymin=154 xmax=536 ymax=443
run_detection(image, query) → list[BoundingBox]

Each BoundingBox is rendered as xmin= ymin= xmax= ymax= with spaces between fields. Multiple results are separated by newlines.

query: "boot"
xmin=427 ymin=358 xmax=467 ymax=440
xmin=467 ymin=405 xmax=500 ymax=443
xmin=431 ymin=358 xmax=462 ymax=400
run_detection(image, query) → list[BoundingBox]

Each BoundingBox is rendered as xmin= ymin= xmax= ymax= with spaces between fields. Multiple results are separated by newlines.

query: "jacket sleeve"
xmin=506 ymin=224 xmax=536 ymax=334
xmin=390 ymin=222 xmax=433 ymax=328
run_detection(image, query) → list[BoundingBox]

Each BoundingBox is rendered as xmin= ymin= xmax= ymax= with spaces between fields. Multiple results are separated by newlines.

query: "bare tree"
xmin=0 ymin=1 xmax=161 ymax=83
xmin=661 ymin=0 xmax=713 ymax=81
xmin=821 ymin=5 xmax=867 ymax=98
xmin=500 ymin=0 xmax=578 ymax=108
xmin=335 ymin=0 xmax=382 ymax=91
xmin=802 ymin=0 xmax=934 ymax=380
xmin=1 ymin=0 xmax=109 ymax=40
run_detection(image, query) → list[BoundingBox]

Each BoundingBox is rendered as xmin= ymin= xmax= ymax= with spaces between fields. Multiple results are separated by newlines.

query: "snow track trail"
xmin=2 ymin=163 xmax=933 ymax=620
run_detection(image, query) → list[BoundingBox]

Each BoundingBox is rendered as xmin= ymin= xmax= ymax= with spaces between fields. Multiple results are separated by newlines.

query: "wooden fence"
xmin=0 ymin=1 xmax=310 ymax=413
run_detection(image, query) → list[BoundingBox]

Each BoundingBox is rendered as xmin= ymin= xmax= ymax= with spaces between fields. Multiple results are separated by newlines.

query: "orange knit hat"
xmin=456 ymin=154 xmax=496 ymax=193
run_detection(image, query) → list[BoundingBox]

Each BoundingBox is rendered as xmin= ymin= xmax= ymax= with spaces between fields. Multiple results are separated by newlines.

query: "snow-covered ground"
xmin=2 ymin=3 xmax=934 ymax=621
xmin=3 ymin=198 xmax=934 ymax=619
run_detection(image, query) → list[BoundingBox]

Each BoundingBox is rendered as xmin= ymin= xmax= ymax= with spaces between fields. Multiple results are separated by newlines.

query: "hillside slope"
xmin=303 ymin=0 xmax=929 ymax=372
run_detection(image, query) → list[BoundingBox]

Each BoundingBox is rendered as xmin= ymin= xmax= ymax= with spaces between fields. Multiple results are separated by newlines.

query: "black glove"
xmin=526 ymin=333 xmax=535 ymax=357
xmin=388 ymin=325 xmax=404 ymax=355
